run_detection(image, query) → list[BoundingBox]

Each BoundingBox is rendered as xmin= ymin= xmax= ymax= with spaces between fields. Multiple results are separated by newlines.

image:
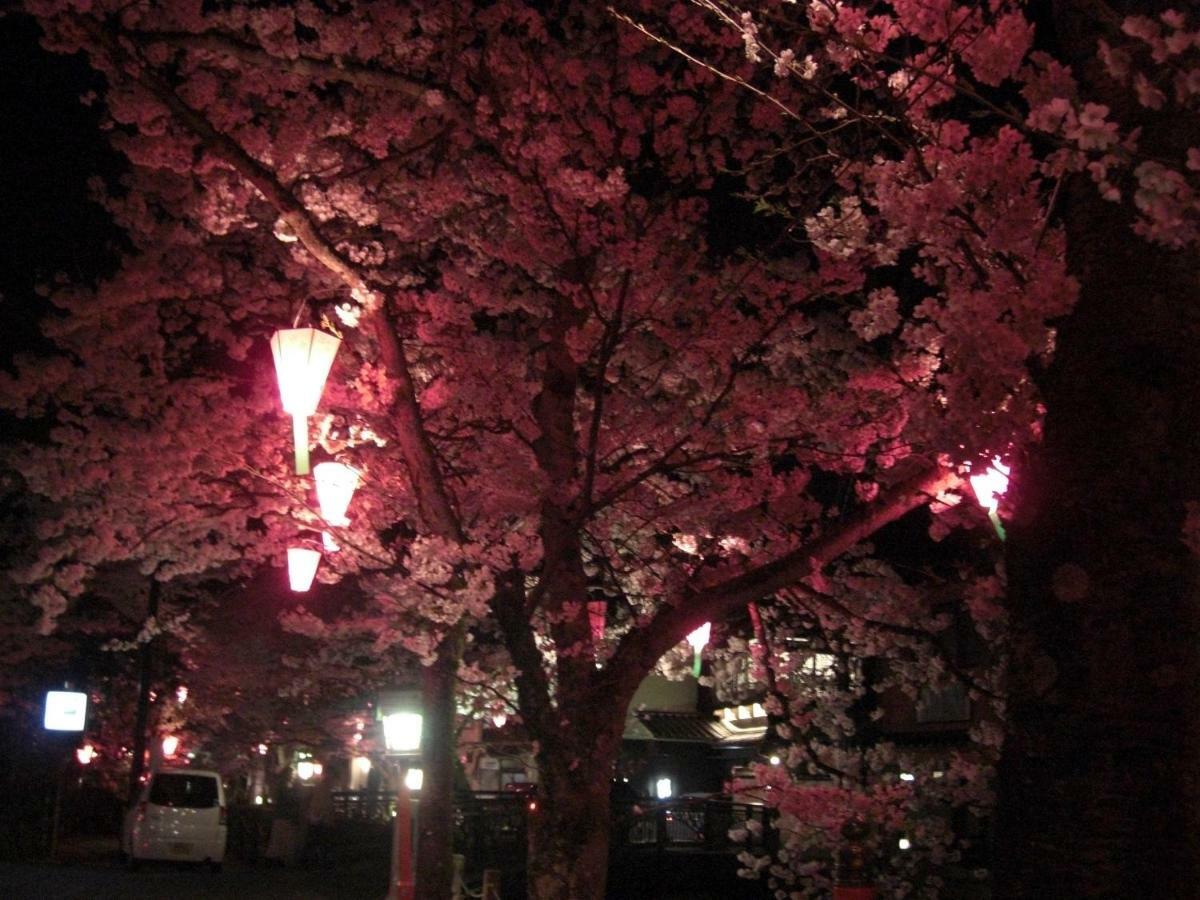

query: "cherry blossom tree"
xmin=4 ymin=0 xmax=1158 ymax=897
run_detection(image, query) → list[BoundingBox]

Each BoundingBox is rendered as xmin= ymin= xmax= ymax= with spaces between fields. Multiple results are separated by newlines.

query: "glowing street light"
xmin=314 ymin=461 xmax=360 ymax=551
xmin=686 ymin=622 xmax=711 ymax=677
xmin=969 ymin=457 xmax=1011 ymax=540
xmin=161 ymin=735 xmax=179 ymax=758
xmin=287 ymin=546 xmax=322 ymax=592
xmin=270 ymin=327 xmax=341 ymax=475
xmin=76 ymin=744 xmax=97 ymax=766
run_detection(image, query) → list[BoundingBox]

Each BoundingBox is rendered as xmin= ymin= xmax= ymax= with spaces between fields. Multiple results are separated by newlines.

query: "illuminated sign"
xmin=44 ymin=691 xmax=88 ymax=731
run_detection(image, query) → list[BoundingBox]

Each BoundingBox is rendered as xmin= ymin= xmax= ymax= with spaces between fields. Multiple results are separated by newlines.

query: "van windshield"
xmin=149 ymin=773 xmax=219 ymax=808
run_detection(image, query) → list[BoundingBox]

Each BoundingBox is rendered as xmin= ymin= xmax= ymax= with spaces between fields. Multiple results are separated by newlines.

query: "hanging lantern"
xmin=162 ymin=735 xmax=180 ymax=758
xmin=76 ymin=743 xmax=97 ymax=766
xmin=314 ymin=461 xmax=360 ymax=551
xmin=287 ymin=546 xmax=322 ymax=592
xmin=686 ymin=622 xmax=711 ymax=677
xmin=270 ymin=328 xmax=341 ymax=475
xmin=969 ymin=457 xmax=1011 ymax=540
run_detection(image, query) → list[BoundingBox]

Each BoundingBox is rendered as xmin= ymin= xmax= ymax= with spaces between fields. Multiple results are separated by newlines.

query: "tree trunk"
xmin=996 ymin=7 xmax=1200 ymax=891
xmin=416 ymin=629 xmax=464 ymax=900
xmin=526 ymin=748 xmax=619 ymax=900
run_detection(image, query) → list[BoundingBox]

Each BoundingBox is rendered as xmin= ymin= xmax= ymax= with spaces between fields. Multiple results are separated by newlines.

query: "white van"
xmin=122 ymin=767 xmax=228 ymax=868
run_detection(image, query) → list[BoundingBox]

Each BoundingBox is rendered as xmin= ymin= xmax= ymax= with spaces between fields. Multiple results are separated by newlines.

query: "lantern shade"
xmin=314 ymin=462 xmax=360 ymax=526
xmin=969 ymin=458 xmax=1011 ymax=512
xmin=270 ymin=328 xmax=341 ymax=475
xmin=686 ymin=622 xmax=711 ymax=652
xmin=270 ymin=328 xmax=342 ymax=416
xmin=287 ymin=547 xmax=322 ymax=592
xmin=587 ymin=600 xmax=607 ymax=643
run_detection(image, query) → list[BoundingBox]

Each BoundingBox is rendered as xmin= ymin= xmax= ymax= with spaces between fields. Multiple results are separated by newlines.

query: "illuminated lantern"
xmin=76 ymin=744 xmax=97 ymax=765
xmin=969 ymin=457 xmax=1011 ymax=540
xmin=686 ymin=622 xmax=711 ymax=677
xmin=270 ymin=328 xmax=341 ymax=475
xmin=287 ymin=546 xmax=321 ymax=592
xmin=162 ymin=735 xmax=179 ymax=758
xmin=314 ymin=461 xmax=360 ymax=551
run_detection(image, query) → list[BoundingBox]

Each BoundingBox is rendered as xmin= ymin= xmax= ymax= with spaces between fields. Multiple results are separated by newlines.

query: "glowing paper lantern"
xmin=162 ymin=735 xmax=179 ymax=758
xmin=686 ymin=622 xmax=711 ymax=677
xmin=314 ymin=462 xmax=360 ymax=551
xmin=270 ymin=328 xmax=341 ymax=475
xmin=382 ymin=711 xmax=423 ymax=754
xmin=969 ymin=457 xmax=1011 ymax=540
xmin=76 ymin=744 xmax=97 ymax=765
xmin=287 ymin=547 xmax=321 ymax=592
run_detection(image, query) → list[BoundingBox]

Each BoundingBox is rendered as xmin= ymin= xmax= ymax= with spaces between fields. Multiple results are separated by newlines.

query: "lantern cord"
xmin=293 ymin=413 xmax=310 ymax=476
xmin=291 ymin=296 xmax=310 ymax=329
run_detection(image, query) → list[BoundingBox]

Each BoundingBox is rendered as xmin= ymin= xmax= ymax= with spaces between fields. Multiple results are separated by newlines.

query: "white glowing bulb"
xmin=161 ymin=735 xmax=179 ymax=758
xmin=655 ymin=777 xmax=673 ymax=800
xmin=404 ymin=768 xmax=424 ymax=791
xmin=296 ymin=760 xmax=316 ymax=781
xmin=76 ymin=744 xmax=97 ymax=765
xmin=899 ymin=837 xmax=912 ymax=851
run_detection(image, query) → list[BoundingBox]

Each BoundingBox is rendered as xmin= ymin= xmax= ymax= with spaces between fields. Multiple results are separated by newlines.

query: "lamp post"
xmin=269 ymin=327 xmax=341 ymax=475
xmin=969 ymin=457 xmax=1011 ymax=541
xmin=379 ymin=690 xmax=423 ymax=900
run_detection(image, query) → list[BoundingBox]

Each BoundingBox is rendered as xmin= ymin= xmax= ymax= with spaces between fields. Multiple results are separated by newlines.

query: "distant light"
xmin=655 ymin=777 xmax=673 ymax=800
xmin=161 ymin=735 xmax=179 ymax=758
xmin=287 ymin=547 xmax=321 ymax=592
xmin=352 ymin=732 xmax=363 ymax=743
xmin=383 ymin=712 xmax=423 ymax=754
xmin=932 ymin=770 xmax=945 ymax=779
xmin=769 ymin=755 xmax=782 ymax=766
xmin=404 ymin=768 xmax=424 ymax=791
xmin=44 ymin=691 xmax=88 ymax=732
xmin=76 ymin=744 xmax=97 ymax=765
xmin=297 ymin=760 xmax=316 ymax=781
xmin=899 ymin=772 xmax=915 ymax=782
xmin=186 ymin=752 xmax=196 ymax=760
xmin=353 ymin=757 xmax=372 ymax=776
xmin=254 ymin=795 xmax=264 ymax=806
xmin=899 ymin=837 xmax=912 ymax=851
xmin=257 ymin=743 xmax=269 ymax=756
xmin=492 ymin=713 xmax=508 ymax=729
xmin=176 ymin=685 xmax=188 ymax=705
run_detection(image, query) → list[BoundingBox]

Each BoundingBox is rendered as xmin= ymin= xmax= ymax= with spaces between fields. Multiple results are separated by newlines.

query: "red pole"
xmin=387 ymin=778 xmax=414 ymax=900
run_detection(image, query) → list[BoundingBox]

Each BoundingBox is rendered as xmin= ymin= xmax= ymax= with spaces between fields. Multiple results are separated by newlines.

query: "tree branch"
xmin=608 ymin=461 xmax=960 ymax=694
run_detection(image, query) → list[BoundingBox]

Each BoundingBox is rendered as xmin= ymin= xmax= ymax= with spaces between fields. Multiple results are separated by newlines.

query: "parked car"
xmin=122 ymin=768 xmax=227 ymax=869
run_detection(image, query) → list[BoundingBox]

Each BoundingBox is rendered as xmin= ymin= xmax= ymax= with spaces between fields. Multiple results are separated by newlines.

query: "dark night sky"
xmin=0 ymin=13 xmax=122 ymax=370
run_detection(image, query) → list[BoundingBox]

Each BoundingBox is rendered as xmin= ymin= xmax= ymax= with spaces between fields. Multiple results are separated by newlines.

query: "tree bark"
xmin=996 ymin=6 xmax=1200 ymax=893
xmin=416 ymin=631 xmax=464 ymax=900
xmin=525 ymin=731 xmax=624 ymax=900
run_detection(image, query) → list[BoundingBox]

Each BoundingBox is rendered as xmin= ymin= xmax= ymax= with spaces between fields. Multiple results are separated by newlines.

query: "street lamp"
xmin=270 ymin=327 xmax=341 ymax=476
xmin=969 ymin=457 xmax=1010 ymax=540
xmin=379 ymin=690 xmax=423 ymax=900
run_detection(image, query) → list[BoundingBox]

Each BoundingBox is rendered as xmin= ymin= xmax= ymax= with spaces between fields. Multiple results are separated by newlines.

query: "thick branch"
xmin=608 ymin=462 xmax=960 ymax=694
